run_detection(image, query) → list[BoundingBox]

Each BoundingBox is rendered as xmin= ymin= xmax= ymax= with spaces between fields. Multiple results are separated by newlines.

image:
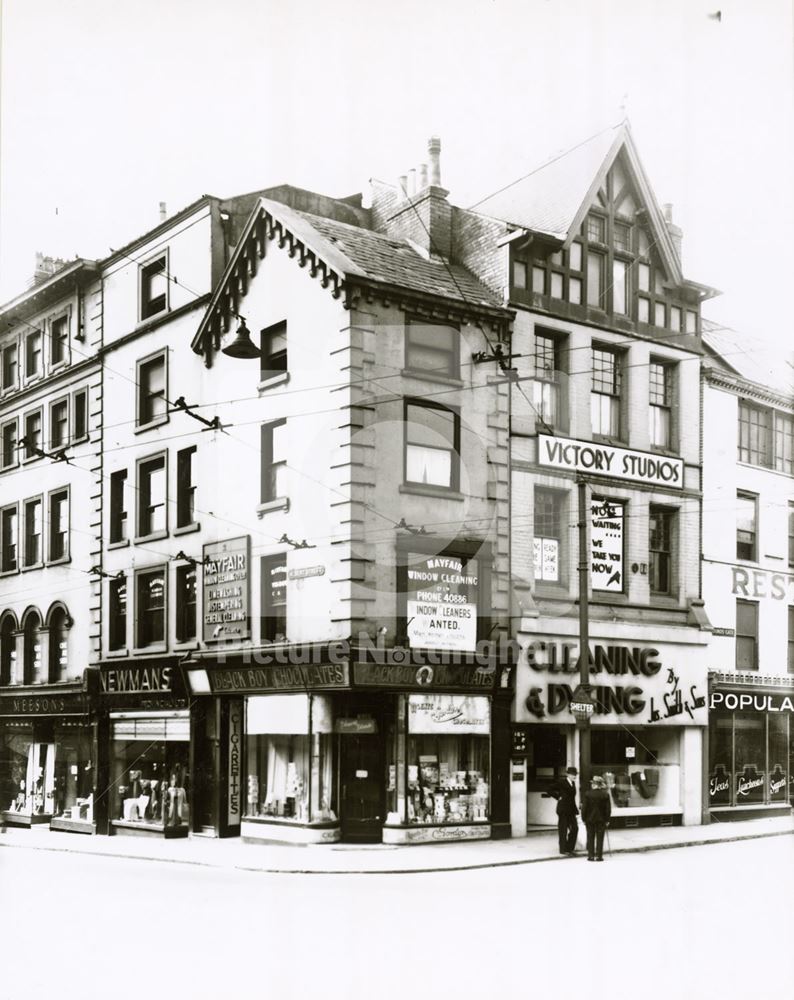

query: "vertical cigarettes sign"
xmin=406 ymin=555 xmax=479 ymax=652
xmin=203 ymin=536 xmax=251 ymax=642
xmin=227 ymin=700 xmax=242 ymax=826
xmin=591 ymin=499 xmax=623 ymax=593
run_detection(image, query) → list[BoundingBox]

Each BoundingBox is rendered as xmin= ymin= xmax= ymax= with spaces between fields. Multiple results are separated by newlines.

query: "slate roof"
xmin=702 ymin=319 xmax=794 ymax=401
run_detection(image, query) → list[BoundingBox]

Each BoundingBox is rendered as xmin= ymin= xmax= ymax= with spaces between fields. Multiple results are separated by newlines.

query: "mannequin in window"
xmin=166 ymin=772 xmax=187 ymax=827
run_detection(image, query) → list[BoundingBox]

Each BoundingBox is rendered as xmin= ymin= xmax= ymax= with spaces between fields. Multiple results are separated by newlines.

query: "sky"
xmin=1 ymin=0 xmax=793 ymax=343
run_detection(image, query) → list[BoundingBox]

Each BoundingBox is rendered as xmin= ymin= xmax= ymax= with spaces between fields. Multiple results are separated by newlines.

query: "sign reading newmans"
xmin=405 ymin=555 xmax=478 ymax=653
xmin=203 ymin=536 xmax=250 ymax=643
xmin=538 ymin=435 xmax=683 ymax=489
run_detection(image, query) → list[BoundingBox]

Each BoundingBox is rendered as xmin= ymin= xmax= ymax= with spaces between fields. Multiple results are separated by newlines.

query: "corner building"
xmin=460 ymin=125 xmax=717 ymax=830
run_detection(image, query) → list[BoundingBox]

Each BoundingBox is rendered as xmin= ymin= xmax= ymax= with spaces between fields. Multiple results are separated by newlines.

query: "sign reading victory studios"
xmin=203 ymin=536 xmax=251 ymax=643
xmin=591 ymin=499 xmax=624 ymax=593
xmin=538 ymin=435 xmax=684 ymax=489
xmin=406 ymin=556 xmax=479 ymax=652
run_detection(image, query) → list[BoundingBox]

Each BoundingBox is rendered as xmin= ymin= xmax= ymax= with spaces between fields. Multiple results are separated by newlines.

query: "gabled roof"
xmin=702 ymin=319 xmax=794 ymax=403
xmin=192 ymin=196 xmax=509 ymax=360
xmin=473 ymin=122 xmax=713 ymax=296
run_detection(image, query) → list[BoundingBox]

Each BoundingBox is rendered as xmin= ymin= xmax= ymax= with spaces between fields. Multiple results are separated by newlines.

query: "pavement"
xmin=1 ymin=812 xmax=792 ymax=874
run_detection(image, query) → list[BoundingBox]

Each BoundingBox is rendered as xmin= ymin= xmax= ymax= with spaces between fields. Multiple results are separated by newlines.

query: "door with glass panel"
xmin=339 ymin=734 xmax=383 ymax=842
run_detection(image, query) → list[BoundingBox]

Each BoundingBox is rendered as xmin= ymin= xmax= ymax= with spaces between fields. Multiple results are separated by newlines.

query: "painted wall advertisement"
xmin=406 ymin=556 xmax=478 ymax=652
xmin=591 ymin=499 xmax=623 ymax=593
xmin=203 ymin=536 xmax=251 ymax=643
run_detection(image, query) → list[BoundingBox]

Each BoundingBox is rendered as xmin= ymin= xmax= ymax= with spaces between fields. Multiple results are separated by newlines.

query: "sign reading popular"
xmin=538 ymin=434 xmax=684 ymax=489
xmin=203 ymin=536 xmax=251 ymax=643
xmin=405 ymin=555 xmax=479 ymax=653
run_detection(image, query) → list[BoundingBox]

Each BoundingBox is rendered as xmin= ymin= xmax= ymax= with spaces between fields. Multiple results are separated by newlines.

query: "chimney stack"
xmin=382 ymin=137 xmax=451 ymax=258
xmin=159 ymin=201 xmax=167 ymax=223
xmin=661 ymin=202 xmax=683 ymax=263
xmin=428 ymin=136 xmax=442 ymax=187
xmin=31 ymin=252 xmax=68 ymax=288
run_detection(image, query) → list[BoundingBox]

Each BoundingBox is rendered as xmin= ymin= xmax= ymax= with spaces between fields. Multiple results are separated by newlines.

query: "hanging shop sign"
xmin=538 ymin=434 xmax=684 ymax=489
xmin=710 ymin=691 xmax=794 ymax=714
xmin=203 ymin=536 xmax=251 ymax=643
xmin=227 ymin=700 xmax=243 ymax=826
xmin=405 ymin=555 xmax=478 ymax=653
xmin=591 ymin=499 xmax=623 ymax=592
xmin=407 ymin=694 xmax=490 ymax=735
xmin=520 ymin=639 xmax=708 ymax=726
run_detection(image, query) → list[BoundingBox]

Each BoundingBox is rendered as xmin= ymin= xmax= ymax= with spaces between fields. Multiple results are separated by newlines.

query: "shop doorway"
xmin=339 ymin=733 xmax=383 ymax=842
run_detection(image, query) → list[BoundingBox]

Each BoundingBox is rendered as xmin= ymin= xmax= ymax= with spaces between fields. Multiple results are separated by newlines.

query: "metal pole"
xmin=577 ymin=477 xmax=591 ymax=792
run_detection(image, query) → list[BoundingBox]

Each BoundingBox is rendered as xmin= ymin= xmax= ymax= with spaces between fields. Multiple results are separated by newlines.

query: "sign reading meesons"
xmin=538 ymin=435 xmax=684 ymax=489
xmin=203 ymin=536 xmax=251 ymax=643
xmin=406 ymin=555 xmax=479 ymax=653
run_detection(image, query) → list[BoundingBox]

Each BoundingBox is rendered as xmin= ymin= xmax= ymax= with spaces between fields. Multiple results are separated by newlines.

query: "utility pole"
xmin=575 ymin=476 xmax=592 ymax=789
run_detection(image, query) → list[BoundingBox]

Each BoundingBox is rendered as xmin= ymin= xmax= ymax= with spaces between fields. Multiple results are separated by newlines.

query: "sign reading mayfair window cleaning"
xmin=203 ymin=536 xmax=251 ymax=643
xmin=406 ymin=555 xmax=478 ymax=653
xmin=591 ymin=499 xmax=624 ymax=593
xmin=538 ymin=434 xmax=684 ymax=489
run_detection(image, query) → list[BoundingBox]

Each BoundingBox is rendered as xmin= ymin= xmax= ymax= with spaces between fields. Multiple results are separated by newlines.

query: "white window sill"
xmin=108 ymin=539 xmax=130 ymax=550
xmin=257 ymin=498 xmax=289 ymax=517
xmin=399 ymin=483 xmax=464 ymax=501
xmin=174 ymin=522 xmax=201 ymax=536
xmin=258 ymin=371 xmax=290 ymax=392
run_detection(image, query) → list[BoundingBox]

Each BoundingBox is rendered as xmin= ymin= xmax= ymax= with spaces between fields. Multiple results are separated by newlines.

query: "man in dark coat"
xmin=582 ymin=774 xmax=612 ymax=861
xmin=547 ymin=765 xmax=579 ymax=856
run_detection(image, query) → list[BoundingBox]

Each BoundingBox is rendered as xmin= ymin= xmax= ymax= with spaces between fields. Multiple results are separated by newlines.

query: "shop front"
xmin=0 ymin=683 xmax=96 ymax=832
xmin=183 ymin=644 xmax=512 ymax=845
xmin=707 ymin=672 xmax=794 ymax=820
xmin=512 ymin=628 xmax=709 ymax=831
xmin=95 ymin=659 xmax=192 ymax=838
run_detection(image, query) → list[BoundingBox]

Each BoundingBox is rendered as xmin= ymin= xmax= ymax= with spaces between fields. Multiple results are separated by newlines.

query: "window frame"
xmin=1 ymin=416 xmax=19 ymax=470
xmin=532 ymin=329 xmax=564 ymax=430
xmin=23 ymin=407 xmax=44 ymax=462
xmin=49 ymin=394 xmax=70 ymax=451
xmin=175 ymin=563 xmax=198 ymax=644
xmin=136 ymin=348 xmax=169 ymax=430
xmin=49 ymin=312 xmax=70 ymax=368
xmin=648 ymin=505 xmax=675 ymax=597
xmin=135 ymin=565 xmax=168 ymax=650
xmin=260 ymin=418 xmax=288 ymax=506
xmin=259 ymin=320 xmax=288 ymax=383
xmin=108 ymin=574 xmax=128 ymax=652
xmin=136 ymin=451 xmax=168 ymax=541
xmin=735 ymin=599 xmax=759 ymax=671
xmin=139 ymin=250 xmax=169 ymax=321
xmin=72 ymin=388 xmax=89 ymax=443
xmin=0 ymin=502 xmax=19 ymax=575
xmin=533 ymin=486 xmax=566 ymax=586
xmin=736 ymin=491 xmax=758 ymax=563
xmin=405 ymin=318 xmax=460 ymax=379
xmin=24 ymin=329 xmax=43 ymax=381
xmin=649 ymin=360 xmax=674 ymax=451
xmin=788 ymin=606 xmax=794 ymax=675
xmin=590 ymin=345 xmax=623 ymax=440
xmin=260 ymin=553 xmax=287 ymax=643
xmin=22 ymin=495 xmax=44 ymax=569
xmin=109 ymin=468 xmax=129 ymax=545
xmin=788 ymin=502 xmax=794 ymax=568
xmin=2 ymin=339 xmax=19 ymax=393
xmin=47 ymin=486 xmax=70 ymax=564
xmin=403 ymin=398 xmax=461 ymax=492
xmin=176 ymin=445 xmax=198 ymax=530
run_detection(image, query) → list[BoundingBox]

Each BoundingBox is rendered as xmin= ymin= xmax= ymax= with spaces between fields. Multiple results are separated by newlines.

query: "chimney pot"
xmin=419 ymin=163 xmax=428 ymax=190
xmin=407 ymin=168 xmax=416 ymax=197
xmin=159 ymin=201 xmax=167 ymax=222
xmin=428 ymin=136 xmax=442 ymax=187
xmin=398 ymin=175 xmax=408 ymax=202
xmin=662 ymin=202 xmax=673 ymax=223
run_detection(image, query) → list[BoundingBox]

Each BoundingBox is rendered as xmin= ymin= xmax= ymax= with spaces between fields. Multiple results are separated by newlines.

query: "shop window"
xmin=531 ymin=331 xmax=563 ymax=428
xmin=534 ymin=488 xmax=564 ymax=584
xmin=109 ymin=469 xmax=128 ymax=543
xmin=3 ymin=736 xmax=56 ymax=818
xmin=649 ymin=361 xmax=673 ymax=449
xmin=1 ymin=504 xmax=17 ymax=573
xmin=48 ymin=488 xmax=70 ymax=562
xmin=136 ymin=350 xmax=168 ymax=428
xmin=140 ymin=254 xmax=168 ymax=320
xmin=245 ymin=695 xmax=335 ymax=824
xmin=109 ymin=576 xmax=127 ymax=651
xmin=734 ymin=714 xmax=765 ymax=804
xmin=0 ymin=613 xmax=16 ymax=683
xmin=788 ymin=607 xmax=794 ymax=674
xmin=649 ymin=506 xmax=673 ymax=595
xmin=48 ymin=606 xmax=70 ymax=682
xmin=260 ymin=419 xmax=287 ymax=504
xmin=612 ymin=259 xmax=628 ymax=314
xmin=1 ymin=418 xmax=17 ymax=470
xmin=50 ymin=398 xmax=69 ymax=450
xmin=111 ymin=716 xmax=189 ymax=830
xmin=260 ymin=554 xmax=287 ymax=642
xmin=512 ymin=260 xmax=527 ymax=290
xmin=23 ymin=409 xmax=42 ymax=460
xmin=23 ymin=612 xmax=43 ymax=684
xmin=23 ymin=497 xmax=42 ymax=567
xmin=136 ymin=568 xmax=166 ymax=648
xmin=260 ymin=320 xmax=288 ymax=381
xmin=404 ymin=400 xmax=459 ymax=490
xmin=591 ymin=346 xmax=621 ymax=438
xmin=25 ymin=330 xmax=42 ymax=379
xmin=2 ymin=340 xmax=18 ymax=391
xmin=72 ymin=388 xmax=88 ymax=442
xmin=586 ymin=252 xmax=604 ymax=308
xmin=386 ymin=694 xmax=490 ymax=827
xmin=176 ymin=564 xmax=197 ymax=643
xmin=405 ymin=319 xmax=459 ymax=378
xmin=735 ymin=599 xmax=758 ymax=670
xmin=736 ymin=492 xmax=757 ymax=561
xmin=176 ymin=446 xmax=197 ymax=528
xmin=591 ymin=727 xmax=681 ymax=812
xmin=137 ymin=454 xmax=167 ymax=538
xmin=50 ymin=315 xmax=69 ymax=366
xmin=52 ymin=726 xmax=94 ymax=824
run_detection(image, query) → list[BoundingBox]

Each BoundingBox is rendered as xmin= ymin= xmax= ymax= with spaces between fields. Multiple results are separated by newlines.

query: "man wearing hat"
xmin=547 ymin=765 xmax=580 ymax=856
xmin=582 ymin=774 xmax=612 ymax=861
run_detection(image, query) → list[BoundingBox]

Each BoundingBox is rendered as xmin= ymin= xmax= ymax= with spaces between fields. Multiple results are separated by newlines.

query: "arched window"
xmin=0 ymin=614 xmax=16 ymax=685
xmin=48 ymin=606 xmax=70 ymax=682
xmin=23 ymin=611 xmax=43 ymax=684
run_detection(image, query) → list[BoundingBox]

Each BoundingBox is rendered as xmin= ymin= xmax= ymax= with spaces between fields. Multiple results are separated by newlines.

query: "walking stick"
xmin=605 ymin=825 xmax=612 ymax=857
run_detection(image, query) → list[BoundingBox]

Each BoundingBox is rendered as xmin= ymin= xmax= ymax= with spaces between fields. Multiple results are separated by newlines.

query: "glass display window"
xmin=245 ymin=694 xmax=335 ymax=824
xmin=386 ymin=694 xmax=491 ymax=826
xmin=53 ymin=724 xmax=94 ymax=822
xmin=1 ymin=726 xmax=56 ymax=817
xmin=591 ymin=727 xmax=681 ymax=811
xmin=110 ymin=714 xmax=190 ymax=829
xmin=708 ymin=709 xmax=791 ymax=808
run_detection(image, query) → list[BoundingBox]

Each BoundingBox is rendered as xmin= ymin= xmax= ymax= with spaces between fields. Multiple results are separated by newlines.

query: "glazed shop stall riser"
xmin=0 ymin=685 xmax=97 ymax=833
